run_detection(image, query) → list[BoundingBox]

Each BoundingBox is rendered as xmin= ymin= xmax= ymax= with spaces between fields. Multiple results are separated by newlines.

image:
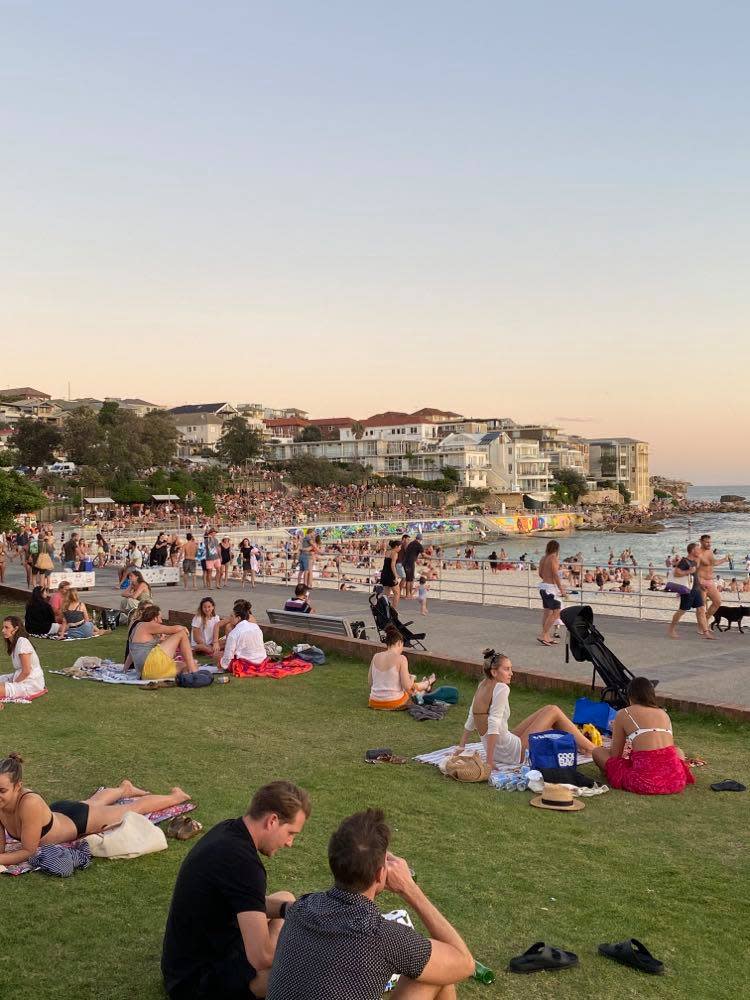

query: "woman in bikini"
xmin=457 ymin=649 xmax=597 ymax=767
xmin=592 ymin=677 xmax=694 ymax=794
xmin=0 ymin=753 xmax=191 ymax=867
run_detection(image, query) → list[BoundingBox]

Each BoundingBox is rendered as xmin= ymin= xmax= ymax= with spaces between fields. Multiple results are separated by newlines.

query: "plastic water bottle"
xmin=473 ymin=961 xmax=496 ymax=984
xmin=516 ymin=777 xmax=529 ymax=792
xmin=504 ymin=774 xmax=518 ymax=791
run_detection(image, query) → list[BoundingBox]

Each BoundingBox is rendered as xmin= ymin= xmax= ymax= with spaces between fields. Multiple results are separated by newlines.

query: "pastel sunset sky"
xmin=2 ymin=3 xmax=748 ymax=482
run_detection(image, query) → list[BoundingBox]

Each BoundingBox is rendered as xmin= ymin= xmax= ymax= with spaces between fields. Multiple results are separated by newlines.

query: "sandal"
xmin=598 ymin=939 xmax=664 ymax=975
xmin=710 ymin=780 xmax=746 ymax=792
xmin=508 ymin=942 xmax=578 ymax=974
xmin=536 ymin=638 xmax=553 ymax=646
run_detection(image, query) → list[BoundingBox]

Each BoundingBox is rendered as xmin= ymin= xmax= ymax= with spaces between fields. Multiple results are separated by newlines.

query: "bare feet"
xmin=667 ymin=632 xmax=679 ymax=639
xmin=120 ymin=780 xmax=148 ymax=797
xmin=699 ymin=631 xmax=716 ymax=640
xmin=171 ymin=787 xmax=192 ymax=804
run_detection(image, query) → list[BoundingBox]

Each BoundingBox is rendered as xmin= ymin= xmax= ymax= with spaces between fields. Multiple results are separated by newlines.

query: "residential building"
xmin=167 ymin=402 xmax=239 ymax=455
xmin=504 ymin=424 xmax=590 ymax=477
xmin=0 ymin=387 xmax=51 ymax=401
xmin=104 ymin=397 xmax=163 ymax=418
xmin=340 ymin=414 xmax=440 ymax=448
xmin=263 ymin=406 xmax=309 ymax=420
xmin=587 ymin=438 xmax=651 ymax=507
xmin=307 ymin=416 xmax=355 ymax=440
xmin=263 ymin=416 xmax=310 ymax=439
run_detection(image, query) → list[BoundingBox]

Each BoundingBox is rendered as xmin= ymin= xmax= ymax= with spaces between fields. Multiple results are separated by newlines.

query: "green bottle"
xmin=473 ymin=961 xmax=495 ymax=984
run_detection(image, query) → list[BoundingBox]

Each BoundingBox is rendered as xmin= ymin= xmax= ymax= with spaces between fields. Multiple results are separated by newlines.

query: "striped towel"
xmin=414 ymin=743 xmax=595 ymax=767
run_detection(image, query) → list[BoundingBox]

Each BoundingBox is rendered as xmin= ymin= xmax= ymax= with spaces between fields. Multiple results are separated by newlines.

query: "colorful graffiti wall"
xmin=287 ymin=518 xmax=483 ymax=541
xmin=490 ymin=513 xmax=582 ymax=534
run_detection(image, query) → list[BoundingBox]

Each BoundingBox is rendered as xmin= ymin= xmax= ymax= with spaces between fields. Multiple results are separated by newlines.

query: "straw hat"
xmin=530 ymin=783 xmax=585 ymax=812
xmin=444 ymin=751 xmax=491 ymax=783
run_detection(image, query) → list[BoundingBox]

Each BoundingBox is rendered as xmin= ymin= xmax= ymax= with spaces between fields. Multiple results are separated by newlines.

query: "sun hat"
xmin=529 ymin=782 xmax=585 ymax=812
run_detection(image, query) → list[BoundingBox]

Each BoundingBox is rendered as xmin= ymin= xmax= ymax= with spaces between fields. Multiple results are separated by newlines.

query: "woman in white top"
xmin=0 ymin=617 xmax=46 ymax=700
xmin=190 ymin=597 xmax=222 ymax=656
xmin=458 ymin=649 xmax=597 ymax=767
xmin=368 ymin=625 xmax=435 ymax=710
xmin=220 ymin=599 xmax=267 ymax=670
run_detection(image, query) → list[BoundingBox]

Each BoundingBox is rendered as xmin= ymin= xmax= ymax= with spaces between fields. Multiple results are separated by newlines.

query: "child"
xmin=417 ymin=575 xmax=429 ymax=616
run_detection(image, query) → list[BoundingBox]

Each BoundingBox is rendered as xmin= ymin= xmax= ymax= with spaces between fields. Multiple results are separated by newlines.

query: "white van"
xmin=47 ymin=461 xmax=77 ymax=475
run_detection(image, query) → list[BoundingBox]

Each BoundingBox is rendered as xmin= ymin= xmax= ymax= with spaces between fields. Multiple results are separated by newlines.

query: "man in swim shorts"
xmin=537 ymin=539 xmax=567 ymax=646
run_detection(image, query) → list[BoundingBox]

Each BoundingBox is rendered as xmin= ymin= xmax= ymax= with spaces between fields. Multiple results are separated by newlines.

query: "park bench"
xmin=266 ymin=608 xmax=365 ymax=639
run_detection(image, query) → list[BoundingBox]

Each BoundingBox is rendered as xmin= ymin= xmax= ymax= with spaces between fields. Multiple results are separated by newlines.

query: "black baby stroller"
xmin=560 ymin=605 xmax=647 ymax=709
xmin=369 ymin=589 xmax=427 ymax=651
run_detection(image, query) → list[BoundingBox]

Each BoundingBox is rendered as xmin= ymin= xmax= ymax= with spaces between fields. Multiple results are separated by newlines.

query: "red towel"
xmin=228 ymin=657 xmax=313 ymax=678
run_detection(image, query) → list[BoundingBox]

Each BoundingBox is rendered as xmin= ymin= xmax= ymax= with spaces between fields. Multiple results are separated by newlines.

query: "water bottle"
xmin=214 ymin=674 xmax=231 ymax=684
xmin=516 ymin=777 xmax=529 ymax=792
xmin=473 ymin=961 xmax=496 ymax=984
xmin=504 ymin=774 xmax=518 ymax=791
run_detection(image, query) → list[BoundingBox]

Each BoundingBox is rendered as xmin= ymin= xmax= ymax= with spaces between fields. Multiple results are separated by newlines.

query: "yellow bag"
xmin=142 ymin=645 xmax=177 ymax=680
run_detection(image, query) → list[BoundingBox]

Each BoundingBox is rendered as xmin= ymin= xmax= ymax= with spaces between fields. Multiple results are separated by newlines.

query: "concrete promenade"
xmin=3 ymin=563 xmax=748 ymax=711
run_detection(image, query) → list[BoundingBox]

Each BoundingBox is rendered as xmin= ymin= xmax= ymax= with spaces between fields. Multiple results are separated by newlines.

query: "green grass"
xmin=2 ymin=602 xmax=748 ymax=1000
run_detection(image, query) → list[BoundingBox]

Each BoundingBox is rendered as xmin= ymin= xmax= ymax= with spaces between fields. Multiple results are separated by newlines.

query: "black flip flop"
xmin=508 ymin=942 xmax=579 ymax=974
xmin=598 ymin=939 xmax=664 ymax=975
xmin=710 ymin=780 xmax=746 ymax=792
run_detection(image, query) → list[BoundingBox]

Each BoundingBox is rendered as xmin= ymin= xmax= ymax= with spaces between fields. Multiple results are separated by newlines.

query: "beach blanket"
xmin=51 ymin=665 xmax=154 ymax=686
xmin=414 ymin=743 xmax=596 ymax=768
xmin=2 ymin=798 xmax=196 ymax=876
xmin=229 ymin=656 xmax=313 ymax=679
xmin=30 ymin=634 xmax=100 ymax=641
xmin=1 ymin=688 xmax=48 ymax=705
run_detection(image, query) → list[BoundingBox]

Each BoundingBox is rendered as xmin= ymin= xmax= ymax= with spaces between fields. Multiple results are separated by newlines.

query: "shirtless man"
xmin=182 ymin=533 xmax=199 ymax=590
xmin=695 ymin=534 xmax=730 ymax=623
xmin=537 ymin=539 xmax=567 ymax=646
xmin=667 ymin=542 xmax=713 ymax=639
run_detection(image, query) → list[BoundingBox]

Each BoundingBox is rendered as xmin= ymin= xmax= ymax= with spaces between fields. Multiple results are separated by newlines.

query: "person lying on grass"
xmin=128 ymin=605 xmax=198 ymax=679
xmin=0 ymin=752 xmax=190 ymax=867
xmin=267 ymin=807 xmax=475 ymax=1000
xmin=162 ymin=780 xmax=310 ymax=1000
xmin=591 ymin=677 xmax=695 ymax=795
xmin=0 ymin=618 xmax=46 ymax=701
xmin=368 ymin=625 xmax=437 ymax=711
xmin=457 ymin=649 xmax=598 ymax=767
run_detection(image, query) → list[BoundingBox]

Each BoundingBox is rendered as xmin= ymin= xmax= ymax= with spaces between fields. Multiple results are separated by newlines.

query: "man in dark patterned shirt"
xmin=267 ymin=808 xmax=473 ymax=999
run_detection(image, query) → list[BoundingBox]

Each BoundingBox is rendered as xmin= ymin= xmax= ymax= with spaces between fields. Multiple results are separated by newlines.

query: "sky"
xmin=1 ymin=2 xmax=748 ymax=482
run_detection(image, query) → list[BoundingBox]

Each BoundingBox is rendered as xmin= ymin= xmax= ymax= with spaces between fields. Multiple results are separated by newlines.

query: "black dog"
xmin=710 ymin=606 xmax=749 ymax=633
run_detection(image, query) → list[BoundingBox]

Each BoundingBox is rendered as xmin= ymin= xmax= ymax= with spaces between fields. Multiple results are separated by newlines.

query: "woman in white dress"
xmin=0 ymin=617 xmax=46 ymax=700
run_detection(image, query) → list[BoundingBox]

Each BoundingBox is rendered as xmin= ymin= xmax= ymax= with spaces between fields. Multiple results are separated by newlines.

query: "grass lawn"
xmin=1 ymin=602 xmax=748 ymax=1000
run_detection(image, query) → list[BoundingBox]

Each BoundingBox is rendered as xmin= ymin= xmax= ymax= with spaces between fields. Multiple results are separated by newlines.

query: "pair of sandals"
xmin=509 ymin=938 xmax=663 ymax=975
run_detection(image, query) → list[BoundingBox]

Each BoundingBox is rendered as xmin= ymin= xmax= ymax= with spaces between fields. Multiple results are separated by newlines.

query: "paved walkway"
xmin=4 ymin=564 xmax=748 ymax=709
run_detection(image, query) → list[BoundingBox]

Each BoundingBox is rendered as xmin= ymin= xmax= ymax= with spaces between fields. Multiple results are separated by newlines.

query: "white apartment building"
xmin=587 ymin=437 xmax=651 ymax=507
xmin=167 ymin=402 xmax=239 ymax=455
xmin=340 ymin=415 xmax=440 ymax=445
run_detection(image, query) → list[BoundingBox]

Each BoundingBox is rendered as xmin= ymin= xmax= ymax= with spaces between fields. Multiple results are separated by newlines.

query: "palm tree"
xmin=351 ymin=421 xmax=365 ymax=440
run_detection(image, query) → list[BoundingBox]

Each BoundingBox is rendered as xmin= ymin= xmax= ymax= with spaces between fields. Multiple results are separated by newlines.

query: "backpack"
xmin=528 ymin=731 xmax=577 ymax=770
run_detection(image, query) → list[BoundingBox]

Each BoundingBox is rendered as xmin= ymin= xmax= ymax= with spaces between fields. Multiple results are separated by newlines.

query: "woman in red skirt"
xmin=592 ymin=677 xmax=695 ymax=795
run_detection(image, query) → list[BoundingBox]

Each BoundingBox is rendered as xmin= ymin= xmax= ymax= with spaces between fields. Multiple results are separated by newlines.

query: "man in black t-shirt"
xmin=267 ymin=808 xmax=473 ymax=999
xmin=162 ymin=781 xmax=311 ymax=1000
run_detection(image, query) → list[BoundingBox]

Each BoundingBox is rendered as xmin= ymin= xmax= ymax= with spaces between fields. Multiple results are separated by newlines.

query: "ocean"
xmin=473 ymin=485 xmax=750 ymax=568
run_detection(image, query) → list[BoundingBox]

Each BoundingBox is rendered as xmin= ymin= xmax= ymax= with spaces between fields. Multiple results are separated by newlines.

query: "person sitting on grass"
xmin=220 ymin=599 xmax=267 ymax=671
xmin=0 ymin=752 xmax=191 ymax=867
xmin=162 ymin=781 xmax=310 ymax=1000
xmin=283 ymin=584 xmax=314 ymax=614
xmin=24 ymin=586 xmax=60 ymax=637
xmin=190 ymin=597 xmax=222 ymax=658
xmin=120 ymin=569 xmax=152 ymax=615
xmin=368 ymin=625 xmax=436 ymax=711
xmin=591 ymin=677 xmax=695 ymax=795
xmin=267 ymin=808 xmax=474 ymax=1000
xmin=457 ymin=649 xmax=597 ymax=767
xmin=57 ymin=589 xmax=104 ymax=639
xmin=0 ymin=618 xmax=46 ymax=701
xmin=128 ymin=605 xmax=198 ymax=680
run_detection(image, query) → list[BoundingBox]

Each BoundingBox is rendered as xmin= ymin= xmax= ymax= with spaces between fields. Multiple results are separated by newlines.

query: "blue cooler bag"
xmin=572 ymin=697 xmax=617 ymax=735
xmin=528 ymin=731 xmax=577 ymax=770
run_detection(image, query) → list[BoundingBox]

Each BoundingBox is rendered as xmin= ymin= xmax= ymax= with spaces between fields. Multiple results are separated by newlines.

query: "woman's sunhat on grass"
xmin=529 ymin=782 xmax=585 ymax=811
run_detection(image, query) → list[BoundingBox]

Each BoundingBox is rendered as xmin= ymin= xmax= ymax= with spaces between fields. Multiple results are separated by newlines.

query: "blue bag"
xmin=572 ymin=697 xmax=617 ymax=735
xmin=528 ymin=731 xmax=577 ymax=770
xmin=176 ymin=670 xmax=214 ymax=688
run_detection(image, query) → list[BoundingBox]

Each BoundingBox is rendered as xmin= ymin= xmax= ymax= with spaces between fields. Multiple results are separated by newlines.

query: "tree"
xmin=99 ymin=408 xmax=152 ymax=478
xmin=9 ymin=419 xmax=62 ymax=468
xmin=298 ymin=426 xmax=322 ymax=442
xmin=552 ymin=468 xmax=588 ymax=504
xmin=351 ymin=421 xmax=365 ymax=441
xmin=442 ymin=466 xmax=460 ymax=484
xmin=98 ymin=400 xmax=121 ymax=427
xmin=62 ymin=408 xmax=104 ymax=466
xmin=216 ymin=417 xmax=265 ymax=465
xmin=141 ymin=411 xmax=180 ymax=466
xmin=617 ymin=482 xmax=632 ymax=505
xmin=0 ymin=470 xmax=48 ymax=530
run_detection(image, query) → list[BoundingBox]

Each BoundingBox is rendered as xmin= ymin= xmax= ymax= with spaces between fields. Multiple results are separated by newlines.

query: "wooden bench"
xmin=266 ymin=609 xmax=361 ymax=638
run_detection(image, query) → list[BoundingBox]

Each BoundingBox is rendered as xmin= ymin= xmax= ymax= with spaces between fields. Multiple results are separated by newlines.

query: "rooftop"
xmin=0 ymin=387 xmax=51 ymax=400
xmin=168 ymin=403 xmax=233 ymax=415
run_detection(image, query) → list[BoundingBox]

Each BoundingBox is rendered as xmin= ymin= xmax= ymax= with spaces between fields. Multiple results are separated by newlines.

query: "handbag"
xmin=35 ymin=551 xmax=54 ymax=571
xmin=443 ymin=751 xmax=491 ymax=783
xmin=528 ymin=731 xmax=577 ymax=770
xmin=85 ymin=811 xmax=167 ymax=859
